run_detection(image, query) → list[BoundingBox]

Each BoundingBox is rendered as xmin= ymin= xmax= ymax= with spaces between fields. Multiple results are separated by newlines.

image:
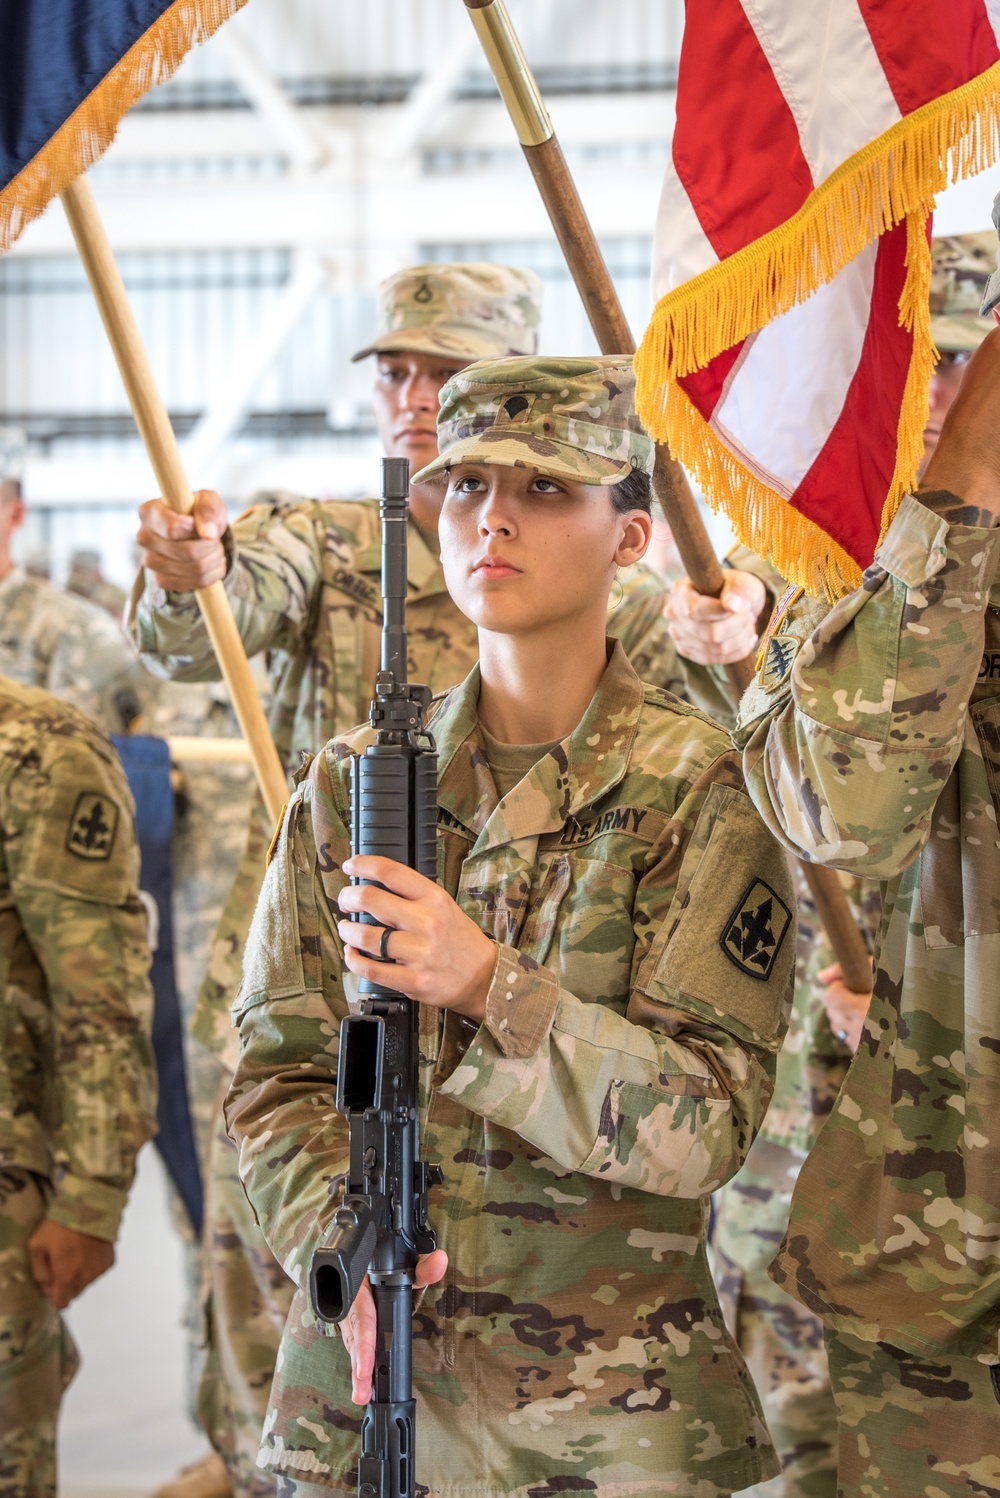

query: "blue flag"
xmin=1 ymin=0 xmax=246 ymax=251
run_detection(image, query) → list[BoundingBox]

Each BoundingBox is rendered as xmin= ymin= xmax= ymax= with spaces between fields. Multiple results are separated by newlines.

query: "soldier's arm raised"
xmin=736 ymin=329 xmax=1000 ymax=879
xmin=130 ymin=489 xmax=324 ymax=682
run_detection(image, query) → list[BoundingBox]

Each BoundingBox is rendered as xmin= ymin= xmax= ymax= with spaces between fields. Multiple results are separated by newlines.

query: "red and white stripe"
xmin=651 ymin=0 xmax=1000 ymax=574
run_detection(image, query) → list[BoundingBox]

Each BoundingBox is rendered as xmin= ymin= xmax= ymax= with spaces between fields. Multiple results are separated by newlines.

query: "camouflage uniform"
xmin=705 ymin=236 xmax=1000 ymax=1498
xmin=223 ymin=356 xmax=796 ymax=1497
xmin=130 ymin=272 xmax=690 ymax=1497
xmin=735 ymin=484 xmax=1000 ymax=1494
xmin=0 ymin=676 xmax=156 ymax=1497
xmin=0 ymin=567 xmax=152 ymax=736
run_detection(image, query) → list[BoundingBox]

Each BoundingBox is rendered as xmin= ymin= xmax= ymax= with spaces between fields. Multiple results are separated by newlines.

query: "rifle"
xmin=309 ymin=456 xmax=440 ymax=1498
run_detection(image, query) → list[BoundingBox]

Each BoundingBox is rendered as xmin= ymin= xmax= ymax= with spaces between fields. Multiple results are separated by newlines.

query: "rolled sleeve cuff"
xmin=45 ymin=1171 xmax=128 ymax=1243
xmin=482 ymin=944 xmax=560 ymax=1060
xmin=876 ymin=493 xmax=1000 ymax=594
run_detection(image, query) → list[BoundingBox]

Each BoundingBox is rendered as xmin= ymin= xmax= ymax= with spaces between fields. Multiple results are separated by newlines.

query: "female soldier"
xmin=226 ymin=357 xmax=795 ymax=1498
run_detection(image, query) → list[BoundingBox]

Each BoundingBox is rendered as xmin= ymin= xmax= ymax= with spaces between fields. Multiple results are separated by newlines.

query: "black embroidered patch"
xmin=720 ymin=878 xmax=792 ymax=981
xmin=759 ymin=631 xmax=801 ymax=692
xmin=66 ymin=791 xmax=119 ymax=861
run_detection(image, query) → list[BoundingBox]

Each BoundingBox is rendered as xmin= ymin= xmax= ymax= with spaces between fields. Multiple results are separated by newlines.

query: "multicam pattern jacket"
xmin=0 ymin=567 xmax=152 ymax=735
xmin=0 ymin=677 xmax=156 ymax=1241
xmin=736 ymin=491 xmax=1000 ymax=1360
xmin=130 ymin=494 xmax=693 ymax=1066
xmin=226 ymin=642 xmax=796 ymax=1498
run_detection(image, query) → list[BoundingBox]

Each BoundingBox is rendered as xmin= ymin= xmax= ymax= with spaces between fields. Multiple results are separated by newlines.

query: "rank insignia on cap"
xmin=66 ymin=791 xmax=119 ymax=861
xmin=721 ymin=879 xmax=792 ymax=981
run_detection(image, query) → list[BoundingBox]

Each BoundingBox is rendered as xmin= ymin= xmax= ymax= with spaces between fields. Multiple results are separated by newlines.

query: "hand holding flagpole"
xmin=60 ymin=176 xmax=286 ymax=825
xmin=463 ymin=0 xmax=872 ymax=997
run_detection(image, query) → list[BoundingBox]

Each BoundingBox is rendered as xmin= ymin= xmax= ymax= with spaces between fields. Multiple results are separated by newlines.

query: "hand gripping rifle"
xmin=309 ymin=456 xmax=440 ymax=1498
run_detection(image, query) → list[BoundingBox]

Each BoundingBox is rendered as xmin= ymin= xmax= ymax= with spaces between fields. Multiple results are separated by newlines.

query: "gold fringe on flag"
xmin=661 ymin=211 xmax=936 ymax=603
xmin=635 ymin=62 xmax=1000 ymax=598
xmin=0 ymin=0 xmax=250 ymax=253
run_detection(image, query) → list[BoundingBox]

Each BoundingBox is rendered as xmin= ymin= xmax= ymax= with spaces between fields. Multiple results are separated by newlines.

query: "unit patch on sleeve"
xmin=759 ymin=631 xmax=801 ymax=692
xmin=66 ymin=791 xmax=119 ymax=861
xmin=721 ymin=878 xmax=791 ymax=981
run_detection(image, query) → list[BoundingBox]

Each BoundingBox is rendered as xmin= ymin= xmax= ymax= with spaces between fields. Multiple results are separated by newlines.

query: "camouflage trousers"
xmin=0 ymin=1170 xmax=79 ymax=1498
xmin=198 ymin=1074 xmax=294 ymax=1498
xmin=826 ymin=1329 xmax=1000 ymax=1498
xmin=712 ymin=1139 xmax=837 ymax=1498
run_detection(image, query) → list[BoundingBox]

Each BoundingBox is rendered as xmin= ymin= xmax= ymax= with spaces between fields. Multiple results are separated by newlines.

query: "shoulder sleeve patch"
xmin=65 ymin=791 xmax=119 ymax=862
xmin=720 ymin=878 xmax=792 ymax=981
xmin=640 ymin=784 xmax=796 ymax=1045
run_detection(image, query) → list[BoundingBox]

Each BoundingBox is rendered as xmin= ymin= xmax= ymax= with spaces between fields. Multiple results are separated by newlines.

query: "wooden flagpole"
xmin=60 ymin=175 xmax=287 ymax=826
xmin=463 ymin=0 xmax=872 ymax=994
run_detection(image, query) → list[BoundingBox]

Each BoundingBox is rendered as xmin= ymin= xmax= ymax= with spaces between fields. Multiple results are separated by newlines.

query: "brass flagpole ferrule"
xmin=464 ymin=0 xmax=553 ymax=147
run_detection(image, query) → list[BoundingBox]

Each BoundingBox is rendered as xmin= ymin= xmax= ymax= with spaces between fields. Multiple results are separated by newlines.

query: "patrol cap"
xmin=930 ymin=232 xmax=998 ymax=352
xmin=981 ymin=191 xmax=1000 ymax=319
xmin=352 ymin=263 xmax=542 ymax=363
xmin=412 ymin=356 xmax=654 ymax=488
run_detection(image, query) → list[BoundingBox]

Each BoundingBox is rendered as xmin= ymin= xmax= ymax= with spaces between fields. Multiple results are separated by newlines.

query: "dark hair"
xmin=609 ymin=466 xmax=652 ymax=516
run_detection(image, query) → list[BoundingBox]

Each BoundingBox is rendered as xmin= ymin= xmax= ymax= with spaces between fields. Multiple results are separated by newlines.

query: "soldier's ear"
xmin=614 ymin=511 xmax=652 ymax=568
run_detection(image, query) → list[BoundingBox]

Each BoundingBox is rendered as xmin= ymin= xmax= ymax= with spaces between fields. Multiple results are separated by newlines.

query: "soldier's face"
xmin=922 ymin=352 xmax=971 ymax=472
xmin=438 ymin=464 xmax=651 ymax=637
xmin=372 ymin=352 xmax=467 ymax=506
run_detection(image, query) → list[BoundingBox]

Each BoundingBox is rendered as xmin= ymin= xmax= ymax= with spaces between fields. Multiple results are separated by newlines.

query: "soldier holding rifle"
xmin=226 ymin=357 xmax=796 ymax=1498
xmin=132 ymin=268 xmax=705 ymax=1498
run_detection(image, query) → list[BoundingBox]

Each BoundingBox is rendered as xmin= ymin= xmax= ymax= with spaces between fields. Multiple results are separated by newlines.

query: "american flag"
xmin=636 ymin=2 xmax=1000 ymax=599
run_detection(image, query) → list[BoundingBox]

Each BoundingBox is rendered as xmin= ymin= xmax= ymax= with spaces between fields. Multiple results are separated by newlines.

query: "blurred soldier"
xmin=662 ymin=232 xmax=999 ymax=1497
xmin=0 ymin=675 xmax=156 ymax=1498
xmin=731 ymin=256 xmax=1000 ymax=1498
xmin=65 ymin=547 xmax=128 ymax=618
xmin=133 ymin=265 xmax=695 ymax=1498
xmin=0 ymin=479 xmax=151 ymax=735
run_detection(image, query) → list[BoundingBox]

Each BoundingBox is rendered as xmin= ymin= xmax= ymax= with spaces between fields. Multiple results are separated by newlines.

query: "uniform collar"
xmin=434 ymin=639 xmax=643 ymax=854
xmin=355 ymin=515 xmax=447 ymax=597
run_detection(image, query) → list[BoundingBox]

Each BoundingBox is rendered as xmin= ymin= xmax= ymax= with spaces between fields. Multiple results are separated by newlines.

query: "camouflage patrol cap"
xmin=981 ymin=191 xmax=1000 ymax=319
xmin=930 ymin=233 xmax=998 ymax=352
xmin=413 ymin=356 xmax=653 ymax=487
xmin=352 ymin=263 xmax=542 ymax=363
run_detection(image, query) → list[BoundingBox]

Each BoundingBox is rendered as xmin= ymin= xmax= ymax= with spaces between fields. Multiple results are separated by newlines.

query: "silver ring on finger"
xmin=379 ymin=926 xmax=395 ymax=962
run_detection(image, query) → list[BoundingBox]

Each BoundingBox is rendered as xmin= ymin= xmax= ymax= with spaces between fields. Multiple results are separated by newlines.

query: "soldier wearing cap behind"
xmin=0 ymin=479 xmax=151 ymax=736
xmin=226 ymin=355 xmax=796 ymax=1498
xmin=661 ymin=231 xmax=1000 ymax=1498
xmin=131 ymin=265 xmax=694 ymax=1498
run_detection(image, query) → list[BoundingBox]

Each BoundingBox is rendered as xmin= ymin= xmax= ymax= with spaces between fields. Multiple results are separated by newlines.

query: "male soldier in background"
xmin=0 ymin=675 xmax=156 ymax=1498
xmin=662 ymin=233 xmax=999 ymax=1497
xmin=0 ymin=479 xmax=151 ymax=735
xmin=133 ymin=264 xmax=694 ymax=1498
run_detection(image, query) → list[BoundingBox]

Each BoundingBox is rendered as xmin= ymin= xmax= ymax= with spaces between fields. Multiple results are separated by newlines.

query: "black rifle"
xmin=309 ymin=456 xmax=440 ymax=1498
